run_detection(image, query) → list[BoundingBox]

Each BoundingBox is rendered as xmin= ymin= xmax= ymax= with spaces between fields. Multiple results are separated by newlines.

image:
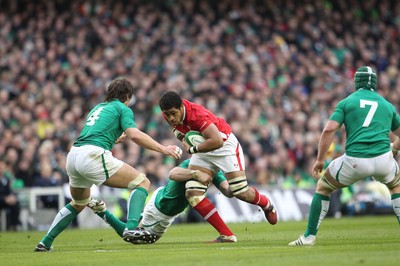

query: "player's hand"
xmin=164 ymin=145 xmax=182 ymax=159
xmin=181 ymin=140 xmax=191 ymax=153
xmin=195 ymin=171 xmax=212 ymax=186
xmin=312 ymin=160 xmax=324 ymax=179
xmin=115 ymin=133 xmax=127 ymax=144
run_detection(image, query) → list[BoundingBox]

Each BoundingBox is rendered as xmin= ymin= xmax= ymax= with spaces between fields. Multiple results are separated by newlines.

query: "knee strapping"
xmin=387 ymin=174 xmax=400 ymax=189
xmin=128 ymin=173 xmax=146 ymax=190
xmin=187 ymin=195 xmax=205 ymax=207
xmin=320 ymin=175 xmax=338 ymax=190
xmin=185 ymin=180 xmax=208 ymax=193
xmin=185 ymin=180 xmax=207 ymax=206
xmin=73 ymin=198 xmax=91 ymax=206
xmin=228 ymin=176 xmax=249 ymax=196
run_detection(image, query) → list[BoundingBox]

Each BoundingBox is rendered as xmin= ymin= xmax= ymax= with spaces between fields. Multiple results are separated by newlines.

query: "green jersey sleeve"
xmin=329 ymin=99 xmax=345 ymax=125
xmin=390 ymin=105 xmax=400 ymax=131
xmin=120 ymin=105 xmax=136 ymax=131
xmin=212 ymin=170 xmax=227 ymax=188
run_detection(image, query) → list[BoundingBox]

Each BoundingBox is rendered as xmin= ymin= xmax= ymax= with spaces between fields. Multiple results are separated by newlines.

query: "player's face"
xmin=162 ymin=106 xmax=183 ymax=126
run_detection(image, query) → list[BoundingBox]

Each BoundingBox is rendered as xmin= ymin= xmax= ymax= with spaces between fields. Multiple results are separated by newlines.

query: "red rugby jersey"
xmin=165 ymin=99 xmax=232 ymax=138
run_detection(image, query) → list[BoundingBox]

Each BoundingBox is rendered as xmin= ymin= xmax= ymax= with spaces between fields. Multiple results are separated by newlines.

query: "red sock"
xmin=194 ymin=198 xmax=233 ymax=236
xmin=252 ymin=187 xmax=270 ymax=209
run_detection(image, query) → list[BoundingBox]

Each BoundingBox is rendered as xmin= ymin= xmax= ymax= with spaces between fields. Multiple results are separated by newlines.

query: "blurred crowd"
xmin=1 ymin=0 xmax=400 ymax=199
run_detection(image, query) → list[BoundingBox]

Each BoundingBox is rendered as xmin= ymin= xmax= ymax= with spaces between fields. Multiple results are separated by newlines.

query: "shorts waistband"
xmin=70 ymin=145 xmax=104 ymax=151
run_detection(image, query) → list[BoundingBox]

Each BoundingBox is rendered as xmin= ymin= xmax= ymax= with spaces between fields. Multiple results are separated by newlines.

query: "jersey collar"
xmin=180 ymin=105 xmax=186 ymax=124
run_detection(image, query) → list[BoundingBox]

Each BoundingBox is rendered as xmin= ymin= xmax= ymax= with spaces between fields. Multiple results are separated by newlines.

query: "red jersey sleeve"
xmin=175 ymin=100 xmax=232 ymax=137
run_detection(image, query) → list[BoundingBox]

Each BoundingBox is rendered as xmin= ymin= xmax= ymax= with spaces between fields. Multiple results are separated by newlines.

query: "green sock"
xmin=391 ymin=193 xmax=400 ymax=224
xmin=125 ymin=187 xmax=148 ymax=230
xmin=304 ymin=193 xmax=330 ymax=237
xmin=97 ymin=210 xmax=126 ymax=237
xmin=40 ymin=203 xmax=79 ymax=247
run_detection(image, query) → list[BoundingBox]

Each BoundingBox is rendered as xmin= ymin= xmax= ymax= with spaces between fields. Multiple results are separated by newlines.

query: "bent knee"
xmin=71 ymin=198 xmax=90 ymax=212
xmin=128 ymin=173 xmax=151 ymax=190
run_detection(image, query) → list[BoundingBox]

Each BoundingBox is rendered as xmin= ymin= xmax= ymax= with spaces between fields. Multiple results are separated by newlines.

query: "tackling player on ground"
xmin=88 ymin=159 xmax=237 ymax=243
xmin=289 ymin=66 xmax=400 ymax=246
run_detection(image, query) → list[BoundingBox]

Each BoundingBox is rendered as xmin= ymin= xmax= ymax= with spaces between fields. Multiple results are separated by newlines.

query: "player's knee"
xmin=128 ymin=173 xmax=150 ymax=190
xmin=185 ymin=180 xmax=207 ymax=206
xmin=72 ymin=198 xmax=91 ymax=212
xmin=318 ymin=175 xmax=339 ymax=193
xmin=72 ymin=198 xmax=91 ymax=206
xmin=186 ymin=194 xmax=205 ymax=207
xmin=185 ymin=180 xmax=208 ymax=193
xmin=386 ymin=174 xmax=400 ymax=191
xmin=228 ymin=176 xmax=249 ymax=196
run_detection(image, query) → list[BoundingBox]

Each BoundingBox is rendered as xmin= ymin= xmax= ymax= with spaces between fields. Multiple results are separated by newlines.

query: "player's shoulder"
xmin=183 ymin=99 xmax=202 ymax=110
xmin=184 ymin=100 xmax=207 ymax=119
xmin=108 ymin=100 xmax=132 ymax=112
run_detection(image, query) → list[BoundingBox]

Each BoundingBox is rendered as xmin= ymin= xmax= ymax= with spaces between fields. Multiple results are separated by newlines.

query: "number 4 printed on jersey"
xmin=87 ymin=107 xmax=104 ymax=126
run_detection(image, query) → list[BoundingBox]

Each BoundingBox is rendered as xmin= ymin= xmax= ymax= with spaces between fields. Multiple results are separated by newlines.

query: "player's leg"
xmin=34 ymin=187 xmax=90 ymax=252
xmin=388 ymin=183 xmax=400 ymax=223
xmin=103 ymin=163 xmax=155 ymax=243
xmin=289 ymin=157 xmax=348 ymax=246
xmin=288 ymin=175 xmax=337 ymax=246
xmin=136 ymin=188 xmax=170 ymax=244
xmin=210 ymin=134 xmax=277 ymax=225
xmin=87 ymin=197 xmax=126 ymax=237
xmin=184 ymin=180 xmax=236 ymax=242
xmin=225 ymin=171 xmax=277 ymax=224
xmin=104 ymin=163 xmax=149 ymax=229
xmin=389 ymin=184 xmax=400 ymax=223
xmin=35 ymin=148 xmax=95 ymax=252
xmin=370 ymin=152 xmax=400 ymax=223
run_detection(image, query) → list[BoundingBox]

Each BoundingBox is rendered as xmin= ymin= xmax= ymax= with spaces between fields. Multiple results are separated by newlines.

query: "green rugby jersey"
xmin=74 ymin=100 xmax=136 ymax=151
xmin=155 ymin=159 xmax=227 ymax=216
xmin=329 ymin=89 xmax=400 ymax=158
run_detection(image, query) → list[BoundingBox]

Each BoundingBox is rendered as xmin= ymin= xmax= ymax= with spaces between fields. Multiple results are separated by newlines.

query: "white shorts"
xmin=141 ymin=187 xmax=176 ymax=236
xmin=327 ymin=151 xmax=399 ymax=186
xmin=66 ymin=145 xmax=124 ymax=188
xmin=189 ymin=133 xmax=246 ymax=174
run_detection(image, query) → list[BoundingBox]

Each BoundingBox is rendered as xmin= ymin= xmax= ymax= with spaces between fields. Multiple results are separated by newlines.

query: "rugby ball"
xmin=184 ymin=131 xmax=206 ymax=147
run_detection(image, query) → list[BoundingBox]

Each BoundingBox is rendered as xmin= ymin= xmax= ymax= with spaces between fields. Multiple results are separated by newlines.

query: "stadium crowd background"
xmin=1 ymin=0 xmax=400 ymax=196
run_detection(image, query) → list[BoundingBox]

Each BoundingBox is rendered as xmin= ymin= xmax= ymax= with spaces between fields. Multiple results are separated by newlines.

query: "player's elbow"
xmin=168 ymin=169 xmax=179 ymax=181
xmin=126 ymin=128 xmax=142 ymax=142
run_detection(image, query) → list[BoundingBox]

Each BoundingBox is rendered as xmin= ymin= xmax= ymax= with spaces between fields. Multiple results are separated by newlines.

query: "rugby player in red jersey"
xmin=159 ymin=91 xmax=277 ymax=227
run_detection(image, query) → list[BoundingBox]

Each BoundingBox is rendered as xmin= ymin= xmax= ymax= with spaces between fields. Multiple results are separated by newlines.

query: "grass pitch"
xmin=0 ymin=215 xmax=399 ymax=266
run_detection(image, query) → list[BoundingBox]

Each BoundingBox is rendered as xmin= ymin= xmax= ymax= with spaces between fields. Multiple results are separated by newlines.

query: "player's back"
xmin=74 ymin=100 xmax=131 ymax=150
xmin=340 ymin=89 xmax=398 ymax=157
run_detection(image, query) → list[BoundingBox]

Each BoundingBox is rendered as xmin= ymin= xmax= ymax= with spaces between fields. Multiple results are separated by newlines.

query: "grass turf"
xmin=0 ymin=215 xmax=398 ymax=266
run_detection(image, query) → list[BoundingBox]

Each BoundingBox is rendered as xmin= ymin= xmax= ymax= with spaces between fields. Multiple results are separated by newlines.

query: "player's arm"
xmin=217 ymin=180 xmax=234 ymax=198
xmin=391 ymin=127 xmax=400 ymax=154
xmin=198 ymin=124 xmax=224 ymax=152
xmin=125 ymin=127 xmax=182 ymax=159
xmin=317 ymin=120 xmax=341 ymax=162
xmin=115 ymin=132 xmax=127 ymax=144
xmin=169 ymin=167 xmax=211 ymax=186
xmin=182 ymin=124 xmax=223 ymax=154
xmin=212 ymin=170 xmax=234 ymax=198
xmin=313 ymin=120 xmax=340 ymax=178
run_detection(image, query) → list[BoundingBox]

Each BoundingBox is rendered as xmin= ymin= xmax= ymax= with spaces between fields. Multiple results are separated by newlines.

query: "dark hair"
xmin=159 ymin=91 xmax=182 ymax=110
xmin=105 ymin=77 xmax=134 ymax=102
